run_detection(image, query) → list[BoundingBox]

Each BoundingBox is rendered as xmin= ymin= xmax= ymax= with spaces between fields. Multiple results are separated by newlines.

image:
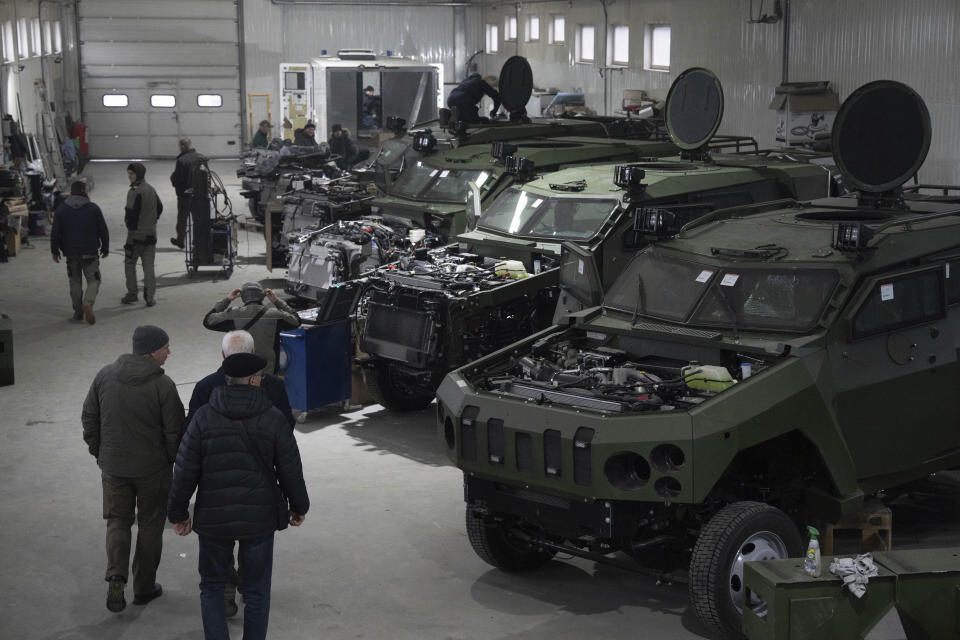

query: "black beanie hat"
xmin=223 ymin=352 xmax=267 ymax=378
xmin=70 ymin=181 xmax=87 ymax=196
xmin=127 ymin=162 xmax=146 ymax=181
xmin=132 ymin=325 xmax=169 ymax=355
xmin=331 ymin=123 xmax=342 ymax=133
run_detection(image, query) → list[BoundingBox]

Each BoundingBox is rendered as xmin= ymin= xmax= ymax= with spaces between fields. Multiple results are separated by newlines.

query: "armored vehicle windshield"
xmin=389 ymin=154 xmax=492 ymax=203
xmin=477 ymin=187 xmax=619 ymax=240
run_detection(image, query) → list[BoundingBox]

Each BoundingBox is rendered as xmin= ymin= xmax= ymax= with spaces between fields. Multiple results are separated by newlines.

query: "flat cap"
xmin=223 ymin=352 xmax=267 ymax=378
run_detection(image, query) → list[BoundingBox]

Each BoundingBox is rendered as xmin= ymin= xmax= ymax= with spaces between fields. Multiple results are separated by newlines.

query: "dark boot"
xmin=133 ymin=583 xmax=163 ymax=605
xmin=106 ymin=575 xmax=126 ymax=612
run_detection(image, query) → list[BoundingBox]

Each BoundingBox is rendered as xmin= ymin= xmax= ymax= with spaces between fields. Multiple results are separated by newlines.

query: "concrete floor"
xmin=0 ymin=159 xmax=951 ymax=639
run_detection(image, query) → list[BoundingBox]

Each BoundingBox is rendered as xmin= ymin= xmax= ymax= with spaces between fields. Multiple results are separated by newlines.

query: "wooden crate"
xmin=822 ymin=504 xmax=892 ymax=556
xmin=3 ymin=225 xmax=21 ymax=257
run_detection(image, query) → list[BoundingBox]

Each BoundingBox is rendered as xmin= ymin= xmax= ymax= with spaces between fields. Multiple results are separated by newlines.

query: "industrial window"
xmin=102 ymin=94 xmax=129 ymax=108
xmin=16 ymin=18 xmax=28 ymax=58
xmin=525 ymin=15 xmax=540 ymax=42
xmin=645 ymin=24 xmax=671 ymax=71
xmin=576 ymin=25 xmax=595 ymax=63
xmin=150 ymin=94 xmax=176 ymax=108
xmin=42 ymin=21 xmax=52 ymax=55
xmin=29 ymin=18 xmax=41 ymax=57
xmin=610 ymin=25 xmax=630 ymax=66
xmin=52 ymin=20 xmax=61 ymax=53
xmin=504 ymin=16 xmax=517 ymax=41
xmin=852 ymin=268 xmax=945 ymax=339
xmin=1 ymin=22 xmax=14 ymax=63
xmin=197 ymin=94 xmax=222 ymax=108
xmin=485 ymin=24 xmax=499 ymax=53
xmin=548 ymin=14 xmax=565 ymax=44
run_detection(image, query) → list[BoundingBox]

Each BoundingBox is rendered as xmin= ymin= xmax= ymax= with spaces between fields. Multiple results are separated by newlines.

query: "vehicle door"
xmin=827 ymin=264 xmax=960 ymax=482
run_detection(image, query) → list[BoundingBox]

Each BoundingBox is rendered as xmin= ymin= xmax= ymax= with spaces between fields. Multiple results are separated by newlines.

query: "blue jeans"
xmin=198 ymin=534 xmax=274 ymax=640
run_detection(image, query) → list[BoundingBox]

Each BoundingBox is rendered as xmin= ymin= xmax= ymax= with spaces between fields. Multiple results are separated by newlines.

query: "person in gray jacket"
xmin=121 ymin=163 xmax=164 ymax=307
xmin=202 ymin=282 xmax=301 ymax=375
xmin=82 ymin=325 xmax=184 ymax=613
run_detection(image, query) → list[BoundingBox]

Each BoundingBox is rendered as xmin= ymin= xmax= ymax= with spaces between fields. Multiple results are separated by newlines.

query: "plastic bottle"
xmin=803 ymin=526 xmax=821 ymax=577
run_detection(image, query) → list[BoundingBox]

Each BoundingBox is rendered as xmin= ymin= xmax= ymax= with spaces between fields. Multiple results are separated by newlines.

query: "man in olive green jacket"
xmin=121 ymin=163 xmax=164 ymax=307
xmin=82 ymin=325 xmax=184 ymax=613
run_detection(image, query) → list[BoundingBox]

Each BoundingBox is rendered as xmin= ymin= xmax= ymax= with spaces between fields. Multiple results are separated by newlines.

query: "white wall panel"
xmin=469 ymin=0 xmax=960 ymax=184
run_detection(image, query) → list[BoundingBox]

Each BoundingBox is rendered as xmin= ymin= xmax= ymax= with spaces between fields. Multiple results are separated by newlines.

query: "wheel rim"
xmin=727 ymin=530 xmax=789 ymax=615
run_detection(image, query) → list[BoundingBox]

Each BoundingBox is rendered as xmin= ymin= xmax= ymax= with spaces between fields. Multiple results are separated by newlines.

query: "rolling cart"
xmin=186 ymin=166 xmax=237 ymax=278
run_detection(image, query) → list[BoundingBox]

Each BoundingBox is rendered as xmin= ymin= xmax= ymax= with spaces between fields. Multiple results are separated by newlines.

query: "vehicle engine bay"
xmin=468 ymin=331 xmax=777 ymax=413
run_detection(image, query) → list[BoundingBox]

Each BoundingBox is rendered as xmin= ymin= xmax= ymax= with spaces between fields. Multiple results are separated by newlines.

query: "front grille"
xmin=487 ymin=419 xmax=505 ymax=464
xmin=573 ymin=427 xmax=595 ymax=486
xmin=364 ymin=302 xmax=432 ymax=351
xmin=460 ymin=406 xmax=479 ymax=462
xmin=631 ymin=320 xmax=723 ymax=340
xmin=515 ymin=433 xmax=533 ymax=472
xmin=544 ymin=429 xmax=562 ymax=478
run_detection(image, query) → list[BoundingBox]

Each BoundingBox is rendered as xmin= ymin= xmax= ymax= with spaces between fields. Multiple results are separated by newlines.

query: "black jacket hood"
xmin=209 ymin=384 xmax=273 ymax=420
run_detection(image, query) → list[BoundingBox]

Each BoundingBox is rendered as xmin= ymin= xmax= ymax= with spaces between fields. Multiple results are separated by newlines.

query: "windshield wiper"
xmin=714 ymin=283 xmax=741 ymax=341
xmin=631 ymin=275 xmax=646 ymax=324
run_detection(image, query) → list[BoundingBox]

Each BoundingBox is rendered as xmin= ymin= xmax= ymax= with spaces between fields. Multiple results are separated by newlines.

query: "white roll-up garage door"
xmin=79 ymin=0 xmax=241 ymax=159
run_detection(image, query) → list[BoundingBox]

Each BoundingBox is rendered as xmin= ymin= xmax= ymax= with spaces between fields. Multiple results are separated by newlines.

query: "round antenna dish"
xmin=664 ymin=67 xmax=724 ymax=150
xmin=498 ymin=56 xmax=534 ymax=115
xmin=832 ymin=80 xmax=931 ymax=193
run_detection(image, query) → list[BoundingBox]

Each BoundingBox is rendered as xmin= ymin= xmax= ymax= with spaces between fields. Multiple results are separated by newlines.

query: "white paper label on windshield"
xmin=439 ymin=170 xmax=450 ymax=178
xmin=429 ymin=169 xmax=439 ymax=177
xmin=880 ymin=283 xmax=894 ymax=301
xmin=696 ymin=270 xmax=714 ymax=283
xmin=720 ymin=273 xmax=740 ymax=287
xmin=578 ymin=259 xmax=584 ymax=275
xmin=947 ymin=263 xmax=951 ymax=279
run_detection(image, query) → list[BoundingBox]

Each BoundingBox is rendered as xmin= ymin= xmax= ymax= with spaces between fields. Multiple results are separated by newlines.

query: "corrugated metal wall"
xmin=472 ymin=0 xmax=960 ymax=184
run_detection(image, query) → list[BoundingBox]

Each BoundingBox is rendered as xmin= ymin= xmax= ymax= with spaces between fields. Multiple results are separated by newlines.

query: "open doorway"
xmin=358 ymin=71 xmax=382 ymax=139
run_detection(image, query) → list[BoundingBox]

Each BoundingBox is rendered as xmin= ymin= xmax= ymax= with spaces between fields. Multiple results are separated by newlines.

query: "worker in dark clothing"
xmin=51 ymin=181 xmax=109 ymax=324
xmin=169 ymin=137 xmax=207 ymax=249
xmin=202 ymin=282 xmax=301 ymax=375
xmin=83 ymin=325 xmax=184 ymax=613
xmin=122 ymin=163 xmax=163 ymax=307
xmin=252 ymin=120 xmax=273 ymax=148
xmin=293 ymin=121 xmax=318 ymax=147
xmin=186 ymin=330 xmax=295 ymax=434
xmin=328 ymin=124 xmax=370 ymax=169
xmin=169 ymin=351 xmax=309 ymax=640
xmin=446 ymin=74 xmax=501 ymax=124
xmin=361 ymin=85 xmax=381 ymax=129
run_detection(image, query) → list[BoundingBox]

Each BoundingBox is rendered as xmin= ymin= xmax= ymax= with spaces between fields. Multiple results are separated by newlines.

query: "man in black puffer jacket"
xmin=168 ymin=352 xmax=309 ymax=640
xmin=51 ymin=181 xmax=108 ymax=324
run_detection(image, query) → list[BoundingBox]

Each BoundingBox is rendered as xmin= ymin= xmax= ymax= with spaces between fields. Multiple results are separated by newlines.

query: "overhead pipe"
xmin=781 ymin=0 xmax=791 ymax=83
xmin=271 ymin=0 xmax=472 ymax=6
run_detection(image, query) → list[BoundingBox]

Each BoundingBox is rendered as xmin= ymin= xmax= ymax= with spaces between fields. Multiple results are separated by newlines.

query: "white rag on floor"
xmin=829 ymin=553 xmax=879 ymax=598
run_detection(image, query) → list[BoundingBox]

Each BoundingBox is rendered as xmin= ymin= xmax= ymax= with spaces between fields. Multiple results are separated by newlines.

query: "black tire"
xmin=689 ymin=501 xmax=803 ymax=638
xmin=364 ymin=363 xmax=434 ymax=412
xmin=465 ymin=506 xmax=555 ymax=572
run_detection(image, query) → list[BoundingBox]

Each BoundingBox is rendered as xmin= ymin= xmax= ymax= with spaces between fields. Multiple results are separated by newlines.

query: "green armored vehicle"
xmin=436 ymin=80 xmax=960 ymax=637
xmin=359 ymin=69 xmax=832 ymax=411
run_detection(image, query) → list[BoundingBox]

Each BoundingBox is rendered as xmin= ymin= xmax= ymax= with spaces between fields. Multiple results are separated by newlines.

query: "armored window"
xmin=504 ymin=16 xmax=517 ymax=41
xmin=485 ymin=24 xmax=499 ymax=53
xmin=549 ymin=15 xmax=565 ymax=44
xmin=151 ymin=94 xmax=176 ymax=108
xmin=197 ymin=94 xmax=222 ymax=108
xmin=852 ymin=267 xmax=945 ymax=339
xmin=576 ymin=25 xmax=595 ymax=63
xmin=610 ymin=25 xmax=630 ymax=66
xmin=645 ymin=24 xmax=671 ymax=71
xmin=945 ymin=261 xmax=960 ymax=305
xmin=102 ymin=94 xmax=128 ymax=108
xmin=525 ymin=16 xmax=540 ymax=42
xmin=53 ymin=20 xmax=62 ymax=53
